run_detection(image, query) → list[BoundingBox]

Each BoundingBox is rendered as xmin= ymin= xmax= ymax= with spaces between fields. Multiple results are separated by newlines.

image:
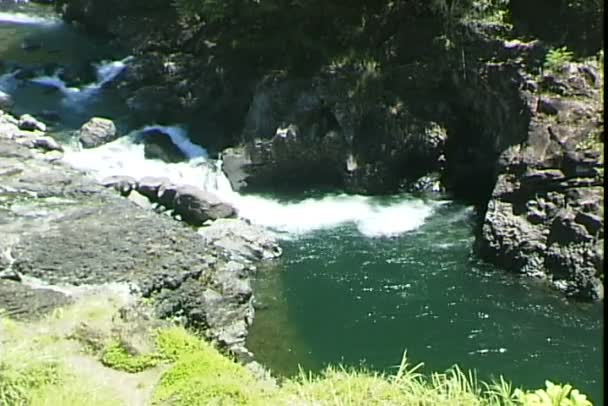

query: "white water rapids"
xmin=63 ymin=125 xmax=435 ymax=238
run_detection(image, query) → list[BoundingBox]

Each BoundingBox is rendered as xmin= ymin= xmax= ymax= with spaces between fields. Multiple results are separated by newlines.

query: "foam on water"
xmin=63 ymin=127 xmax=434 ymax=238
xmin=0 ymin=11 xmax=59 ymax=25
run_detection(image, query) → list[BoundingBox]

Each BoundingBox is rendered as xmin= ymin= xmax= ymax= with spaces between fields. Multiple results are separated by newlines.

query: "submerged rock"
xmin=78 ymin=117 xmax=117 ymax=148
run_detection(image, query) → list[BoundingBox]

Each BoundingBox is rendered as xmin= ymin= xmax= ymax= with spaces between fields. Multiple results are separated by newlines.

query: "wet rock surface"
xmin=0 ymin=110 xmax=276 ymax=355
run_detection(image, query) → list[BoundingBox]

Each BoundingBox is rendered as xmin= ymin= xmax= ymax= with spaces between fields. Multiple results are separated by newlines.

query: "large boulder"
xmin=78 ymin=117 xmax=117 ymax=148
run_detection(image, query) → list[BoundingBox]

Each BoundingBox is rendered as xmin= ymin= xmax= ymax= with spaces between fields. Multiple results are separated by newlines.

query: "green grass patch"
xmin=100 ymin=340 xmax=162 ymax=373
xmin=152 ymin=327 xmax=277 ymax=405
xmin=0 ymin=355 xmax=60 ymax=406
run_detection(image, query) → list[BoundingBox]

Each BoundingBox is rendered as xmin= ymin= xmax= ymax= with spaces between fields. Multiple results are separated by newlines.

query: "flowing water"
xmin=0 ymin=3 xmax=604 ymax=403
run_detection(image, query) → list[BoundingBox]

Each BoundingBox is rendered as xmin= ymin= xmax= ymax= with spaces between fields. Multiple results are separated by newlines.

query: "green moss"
xmin=100 ymin=340 xmax=162 ymax=373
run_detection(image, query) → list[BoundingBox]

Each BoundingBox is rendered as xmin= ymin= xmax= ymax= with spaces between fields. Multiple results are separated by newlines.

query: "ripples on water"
xmin=248 ymin=204 xmax=603 ymax=404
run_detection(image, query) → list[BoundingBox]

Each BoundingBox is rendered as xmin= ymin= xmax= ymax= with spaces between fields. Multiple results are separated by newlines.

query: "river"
xmin=0 ymin=2 xmax=603 ymax=403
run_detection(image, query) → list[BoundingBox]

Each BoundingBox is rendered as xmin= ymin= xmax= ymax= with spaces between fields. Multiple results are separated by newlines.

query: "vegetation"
xmin=543 ymin=46 xmax=574 ymax=71
xmin=100 ymin=340 xmax=162 ymax=373
xmin=0 ymin=297 xmax=596 ymax=405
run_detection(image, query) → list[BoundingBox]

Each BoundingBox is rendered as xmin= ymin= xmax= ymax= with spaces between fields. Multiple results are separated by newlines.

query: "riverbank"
xmin=0 ymin=289 xmax=594 ymax=405
xmin=0 ymin=107 xmax=280 ymax=362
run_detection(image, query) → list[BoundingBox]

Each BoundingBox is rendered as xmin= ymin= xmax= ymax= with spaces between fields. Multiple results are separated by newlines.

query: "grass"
xmin=0 ymin=295 xmax=596 ymax=406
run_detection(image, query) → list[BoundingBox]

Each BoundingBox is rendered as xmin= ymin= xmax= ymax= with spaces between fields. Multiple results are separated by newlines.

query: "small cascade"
xmin=63 ymin=125 xmax=435 ymax=238
xmin=94 ymin=56 xmax=133 ymax=88
xmin=28 ymin=56 xmax=132 ymax=107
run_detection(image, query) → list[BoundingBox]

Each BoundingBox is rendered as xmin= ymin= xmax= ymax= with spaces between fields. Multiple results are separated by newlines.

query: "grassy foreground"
xmin=0 ymin=294 xmax=594 ymax=406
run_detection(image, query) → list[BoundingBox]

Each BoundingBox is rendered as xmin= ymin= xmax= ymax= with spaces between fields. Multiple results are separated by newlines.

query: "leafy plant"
xmin=544 ymin=47 xmax=574 ymax=71
xmin=514 ymin=380 xmax=593 ymax=406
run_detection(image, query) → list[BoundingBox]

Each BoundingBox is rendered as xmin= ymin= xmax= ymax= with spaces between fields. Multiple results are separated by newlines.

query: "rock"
xmin=31 ymin=136 xmax=64 ymax=152
xmin=0 ymin=91 xmax=13 ymax=110
xmin=1 ymin=109 xmax=265 ymax=357
xmin=135 ymin=176 xmax=170 ymax=200
xmin=100 ymin=175 xmax=137 ymax=196
xmin=157 ymin=183 xmax=178 ymax=207
xmin=0 ymin=280 xmax=71 ymax=320
xmin=406 ymin=173 xmax=444 ymax=194
xmin=220 ymin=148 xmax=253 ymax=191
xmin=574 ymin=212 xmax=603 ymax=237
xmin=172 ymin=185 xmax=237 ymax=226
xmin=127 ymin=190 xmax=155 ymax=210
xmin=18 ymin=114 xmax=47 ymax=132
xmin=0 ymin=269 xmax=21 ymax=282
xmin=58 ymin=62 xmax=97 ymax=87
xmin=537 ymin=98 xmax=559 ymax=115
xmin=198 ymin=219 xmax=282 ymax=262
xmin=136 ymin=129 xmax=187 ymax=163
xmin=78 ymin=117 xmax=117 ymax=148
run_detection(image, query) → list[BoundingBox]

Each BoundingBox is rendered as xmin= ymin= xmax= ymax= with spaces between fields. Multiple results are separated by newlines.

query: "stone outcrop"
xmin=222 ymin=74 xmax=447 ymax=193
xmin=473 ymin=61 xmax=604 ymax=300
xmin=78 ymin=117 xmax=117 ymax=148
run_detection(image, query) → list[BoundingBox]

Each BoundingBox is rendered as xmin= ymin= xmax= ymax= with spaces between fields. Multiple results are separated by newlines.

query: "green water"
xmin=247 ymin=202 xmax=604 ymax=403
